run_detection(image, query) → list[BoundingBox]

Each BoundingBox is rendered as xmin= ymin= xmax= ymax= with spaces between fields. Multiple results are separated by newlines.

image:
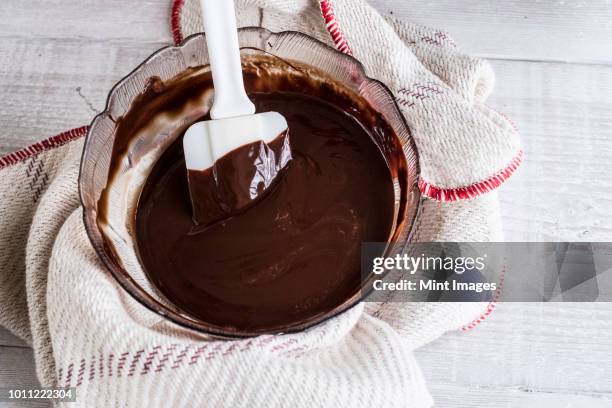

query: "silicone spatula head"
xmin=182 ymin=0 xmax=290 ymax=226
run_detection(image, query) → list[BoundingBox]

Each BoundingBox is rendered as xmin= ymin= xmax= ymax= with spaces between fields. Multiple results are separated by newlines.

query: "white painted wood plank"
xmin=0 ymin=0 xmax=172 ymax=44
xmin=0 ymin=327 xmax=27 ymax=348
xmin=0 ymin=347 xmax=49 ymax=408
xmin=369 ymin=0 xmax=612 ymax=64
xmin=427 ymin=383 xmax=612 ymax=408
xmin=415 ymin=303 xmax=612 ymax=396
xmin=0 ymin=37 xmax=168 ymax=154
xmin=489 ymin=60 xmax=612 ymax=241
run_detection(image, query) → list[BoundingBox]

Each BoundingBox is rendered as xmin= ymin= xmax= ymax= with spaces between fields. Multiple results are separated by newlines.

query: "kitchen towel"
xmin=0 ymin=0 xmax=520 ymax=406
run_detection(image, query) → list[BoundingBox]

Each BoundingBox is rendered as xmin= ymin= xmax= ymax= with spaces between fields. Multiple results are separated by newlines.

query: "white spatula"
xmin=183 ymin=0 xmax=289 ymax=225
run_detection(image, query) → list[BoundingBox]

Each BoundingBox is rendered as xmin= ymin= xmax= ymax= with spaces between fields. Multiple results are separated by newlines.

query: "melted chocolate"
xmin=136 ymin=92 xmax=396 ymax=332
xmin=96 ymin=57 xmax=409 ymax=334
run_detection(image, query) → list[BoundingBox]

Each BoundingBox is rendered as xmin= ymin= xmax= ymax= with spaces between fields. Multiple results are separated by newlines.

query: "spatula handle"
xmin=200 ymin=0 xmax=255 ymax=119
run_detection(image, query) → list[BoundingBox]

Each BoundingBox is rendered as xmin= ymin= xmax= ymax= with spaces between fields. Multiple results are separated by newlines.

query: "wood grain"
xmin=0 ymin=38 xmax=168 ymax=155
xmin=0 ymin=0 xmax=172 ymax=43
xmin=415 ymin=303 xmax=612 ymax=395
xmin=428 ymin=383 xmax=612 ymax=408
xmin=488 ymin=59 xmax=612 ymax=241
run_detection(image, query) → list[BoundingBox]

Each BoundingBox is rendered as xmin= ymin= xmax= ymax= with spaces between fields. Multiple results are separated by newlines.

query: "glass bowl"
xmin=79 ymin=28 xmax=421 ymax=338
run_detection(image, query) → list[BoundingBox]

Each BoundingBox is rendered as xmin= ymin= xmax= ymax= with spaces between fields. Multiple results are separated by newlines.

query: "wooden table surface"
xmin=1 ymin=1 xmax=611 ymax=407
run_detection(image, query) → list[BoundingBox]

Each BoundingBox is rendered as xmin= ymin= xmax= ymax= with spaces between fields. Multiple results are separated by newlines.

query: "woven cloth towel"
xmin=0 ymin=0 xmax=521 ymax=407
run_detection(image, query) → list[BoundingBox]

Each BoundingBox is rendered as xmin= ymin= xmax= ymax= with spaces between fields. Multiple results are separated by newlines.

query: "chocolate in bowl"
xmin=79 ymin=29 xmax=421 ymax=338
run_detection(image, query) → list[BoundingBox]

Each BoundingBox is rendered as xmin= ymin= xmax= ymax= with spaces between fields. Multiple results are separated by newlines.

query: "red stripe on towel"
xmin=419 ymin=149 xmax=523 ymax=201
xmin=171 ymin=0 xmax=186 ymax=45
xmin=0 ymin=126 xmax=88 ymax=170
xmin=319 ymin=1 xmax=353 ymax=55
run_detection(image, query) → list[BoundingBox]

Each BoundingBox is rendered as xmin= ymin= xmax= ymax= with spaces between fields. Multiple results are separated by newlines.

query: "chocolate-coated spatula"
xmin=183 ymin=0 xmax=290 ymax=226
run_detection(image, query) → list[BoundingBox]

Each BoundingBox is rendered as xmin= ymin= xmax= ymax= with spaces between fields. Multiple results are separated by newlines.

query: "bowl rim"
xmin=78 ymin=27 xmax=423 ymax=338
